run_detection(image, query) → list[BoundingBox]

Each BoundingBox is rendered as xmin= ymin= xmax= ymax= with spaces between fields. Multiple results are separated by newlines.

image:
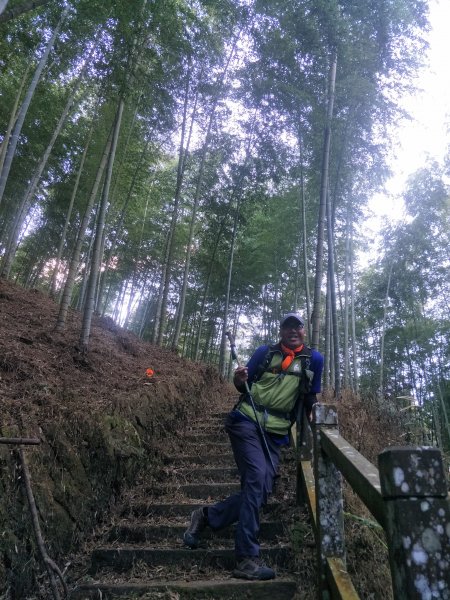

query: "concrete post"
xmin=378 ymin=446 xmax=450 ymax=600
xmin=296 ymin=402 xmax=313 ymax=504
xmin=313 ymin=404 xmax=346 ymax=599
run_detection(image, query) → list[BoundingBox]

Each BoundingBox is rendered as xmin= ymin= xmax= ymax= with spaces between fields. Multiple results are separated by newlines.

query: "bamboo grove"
xmin=0 ymin=0 xmax=449 ymax=454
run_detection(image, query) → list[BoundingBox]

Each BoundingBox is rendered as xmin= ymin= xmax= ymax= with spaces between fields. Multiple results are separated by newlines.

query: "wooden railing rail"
xmin=319 ymin=428 xmax=385 ymax=528
xmin=293 ymin=403 xmax=450 ymax=600
xmin=0 ymin=437 xmax=40 ymax=445
xmin=1 ymin=437 xmax=68 ymax=599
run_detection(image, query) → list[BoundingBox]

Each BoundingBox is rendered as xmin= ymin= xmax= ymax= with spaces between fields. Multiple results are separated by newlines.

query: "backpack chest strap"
xmin=239 ymin=395 xmax=291 ymax=421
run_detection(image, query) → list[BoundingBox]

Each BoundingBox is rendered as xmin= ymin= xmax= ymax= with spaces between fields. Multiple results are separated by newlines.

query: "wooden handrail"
xmin=319 ymin=429 xmax=385 ymax=528
xmin=1 ymin=437 xmax=67 ymax=598
xmin=325 ymin=557 xmax=360 ymax=600
xmin=0 ymin=437 xmax=40 ymax=445
xmin=293 ymin=403 xmax=450 ymax=600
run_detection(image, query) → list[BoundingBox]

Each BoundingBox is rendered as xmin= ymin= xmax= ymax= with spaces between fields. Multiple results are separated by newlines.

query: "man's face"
xmin=280 ymin=319 xmax=305 ymax=349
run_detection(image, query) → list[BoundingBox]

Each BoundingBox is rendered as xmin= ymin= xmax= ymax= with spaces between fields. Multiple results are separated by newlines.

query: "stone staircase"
xmin=70 ymin=410 xmax=307 ymax=599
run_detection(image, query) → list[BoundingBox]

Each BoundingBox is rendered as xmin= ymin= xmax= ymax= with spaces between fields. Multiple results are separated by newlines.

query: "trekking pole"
xmin=225 ymin=331 xmax=277 ymax=474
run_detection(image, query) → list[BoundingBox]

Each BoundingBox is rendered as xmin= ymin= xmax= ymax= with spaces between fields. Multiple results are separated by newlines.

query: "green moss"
xmin=290 ymin=520 xmax=311 ymax=552
xmin=101 ymin=414 xmax=144 ymax=460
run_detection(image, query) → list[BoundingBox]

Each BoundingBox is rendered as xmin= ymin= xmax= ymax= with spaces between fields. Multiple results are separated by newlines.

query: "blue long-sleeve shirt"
xmin=233 ymin=343 xmax=324 ymax=444
xmin=245 ymin=344 xmax=323 ymax=394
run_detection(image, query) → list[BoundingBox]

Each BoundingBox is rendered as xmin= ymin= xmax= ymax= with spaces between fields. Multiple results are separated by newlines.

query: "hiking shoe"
xmin=183 ymin=508 xmax=207 ymax=548
xmin=232 ymin=556 xmax=276 ymax=580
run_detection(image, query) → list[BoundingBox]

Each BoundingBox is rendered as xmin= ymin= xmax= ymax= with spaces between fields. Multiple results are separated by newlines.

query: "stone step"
xmin=184 ymin=433 xmax=228 ymax=443
xmin=182 ymin=442 xmax=231 ymax=453
xmin=90 ymin=545 xmax=291 ymax=574
xmin=71 ymin=577 xmax=297 ymax=599
xmin=179 ymin=482 xmax=240 ymax=498
xmin=123 ymin=501 xmax=282 ymax=518
xmin=186 ymin=419 xmax=227 ymax=429
xmin=209 ymin=412 xmax=230 ymax=420
xmin=68 ymin=398 xmax=304 ymax=599
xmin=107 ymin=521 xmax=284 ymax=543
xmin=187 ymin=413 xmax=229 ymax=427
xmin=153 ymin=467 xmax=239 ymax=485
xmin=164 ymin=454 xmax=235 ymax=466
xmin=177 ymin=466 xmax=239 ymax=480
xmin=147 ymin=482 xmax=241 ymax=500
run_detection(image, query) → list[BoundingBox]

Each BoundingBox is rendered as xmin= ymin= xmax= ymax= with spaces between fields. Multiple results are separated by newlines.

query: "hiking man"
xmin=183 ymin=312 xmax=324 ymax=580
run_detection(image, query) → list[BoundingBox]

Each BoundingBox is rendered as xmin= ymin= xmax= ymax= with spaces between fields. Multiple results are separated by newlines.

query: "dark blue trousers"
xmin=207 ymin=411 xmax=281 ymax=558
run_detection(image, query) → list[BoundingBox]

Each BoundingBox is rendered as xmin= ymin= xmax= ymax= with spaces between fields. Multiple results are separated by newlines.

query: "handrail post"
xmin=312 ymin=404 xmax=346 ymax=599
xmin=378 ymin=446 xmax=450 ymax=599
xmin=296 ymin=402 xmax=313 ymax=504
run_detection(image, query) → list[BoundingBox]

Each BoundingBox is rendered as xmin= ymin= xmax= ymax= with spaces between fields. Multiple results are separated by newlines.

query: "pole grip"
xmin=225 ymin=331 xmax=239 ymax=363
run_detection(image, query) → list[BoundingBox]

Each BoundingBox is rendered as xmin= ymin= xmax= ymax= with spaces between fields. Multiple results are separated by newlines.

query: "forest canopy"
xmin=0 ymin=0 xmax=449 ymax=456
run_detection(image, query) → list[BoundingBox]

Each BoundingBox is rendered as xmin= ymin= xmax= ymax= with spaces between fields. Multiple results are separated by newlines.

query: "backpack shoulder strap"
xmin=299 ymin=345 xmax=312 ymax=363
xmin=289 ymin=345 xmax=314 ymax=423
xmin=251 ymin=343 xmax=280 ymax=383
xmin=297 ymin=346 xmax=313 ymax=391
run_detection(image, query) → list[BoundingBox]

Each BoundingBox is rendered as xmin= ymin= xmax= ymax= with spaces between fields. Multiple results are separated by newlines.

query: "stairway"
xmin=70 ymin=409 xmax=305 ymax=599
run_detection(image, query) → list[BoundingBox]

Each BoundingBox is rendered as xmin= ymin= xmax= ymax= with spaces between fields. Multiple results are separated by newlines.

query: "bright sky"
xmin=367 ymin=0 xmax=450 ymax=225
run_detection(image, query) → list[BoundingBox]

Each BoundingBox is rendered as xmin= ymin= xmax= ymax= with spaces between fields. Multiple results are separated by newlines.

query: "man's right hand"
xmin=233 ymin=366 xmax=248 ymax=387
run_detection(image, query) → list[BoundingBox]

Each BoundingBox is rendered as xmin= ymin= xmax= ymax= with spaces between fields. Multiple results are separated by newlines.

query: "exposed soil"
xmin=0 ymin=278 xmax=230 ymax=598
xmin=0 ymin=278 xmax=227 ymax=433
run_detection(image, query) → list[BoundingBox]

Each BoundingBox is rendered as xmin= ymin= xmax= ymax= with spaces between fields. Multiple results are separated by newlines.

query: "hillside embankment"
xmin=0 ymin=279 xmax=230 ymax=597
xmin=0 ymin=280 xmax=404 ymax=598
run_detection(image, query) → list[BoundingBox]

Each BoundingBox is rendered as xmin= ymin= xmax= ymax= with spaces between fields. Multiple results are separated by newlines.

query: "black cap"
xmin=280 ymin=312 xmax=305 ymax=327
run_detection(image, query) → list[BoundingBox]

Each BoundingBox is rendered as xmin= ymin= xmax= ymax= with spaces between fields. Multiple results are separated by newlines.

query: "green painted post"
xmin=378 ymin=446 xmax=450 ymax=599
xmin=312 ymin=404 xmax=346 ymax=599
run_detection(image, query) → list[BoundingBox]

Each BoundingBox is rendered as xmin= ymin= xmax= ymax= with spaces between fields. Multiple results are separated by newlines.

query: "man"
xmin=183 ymin=312 xmax=323 ymax=580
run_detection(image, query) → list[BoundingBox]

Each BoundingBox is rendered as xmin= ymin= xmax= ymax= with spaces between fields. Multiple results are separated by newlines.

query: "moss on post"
xmin=378 ymin=447 xmax=450 ymax=599
xmin=312 ymin=404 xmax=346 ymax=599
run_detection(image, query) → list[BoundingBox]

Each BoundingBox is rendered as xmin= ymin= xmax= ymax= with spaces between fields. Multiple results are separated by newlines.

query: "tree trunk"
xmin=0 ymin=4 xmax=69 ymax=208
xmin=170 ymin=128 xmax=208 ymax=350
xmin=171 ymin=38 xmax=239 ymax=351
xmin=324 ymin=273 xmax=331 ymax=389
xmin=311 ymin=51 xmax=337 ymax=349
xmin=137 ymin=289 xmax=154 ymax=339
xmin=79 ymin=99 xmax=124 ymax=349
xmin=122 ymin=273 xmax=139 ymax=329
xmin=326 ymin=189 xmax=340 ymax=395
xmin=343 ymin=206 xmax=351 ymax=388
xmin=1 ymin=66 xmax=87 ymax=278
xmin=104 ymin=190 xmax=151 ymax=321
xmin=0 ymin=63 xmax=31 ymax=177
xmin=379 ymin=263 xmax=393 ymax=398
xmin=112 ymin=279 xmax=127 ymax=323
xmin=155 ymin=69 xmax=193 ymax=345
xmin=107 ymin=95 xmax=143 ymax=205
xmin=437 ymin=382 xmax=450 ymax=450
xmin=75 ymin=221 xmax=97 ymax=311
xmin=49 ymin=117 xmax=95 ymax=297
xmin=219 ymin=196 xmax=241 ymax=376
xmin=0 ymin=0 xmax=51 ymax=23
xmin=55 ymin=127 xmax=113 ymax=332
xmin=193 ymin=217 xmax=227 ymax=360
xmin=96 ymin=137 xmax=151 ymax=313
xmin=350 ymin=226 xmax=359 ymax=391
xmin=152 ymin=229 xmax=170 ymax=344
xmin=429 ymin=375 xmax=442 ymax=449
xmin=298 ymin=130 xmax=311 ymax=328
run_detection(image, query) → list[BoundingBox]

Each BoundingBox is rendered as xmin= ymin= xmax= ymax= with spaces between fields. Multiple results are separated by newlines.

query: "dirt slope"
xmin=0 ymin=279 xmax=231 ymax=598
